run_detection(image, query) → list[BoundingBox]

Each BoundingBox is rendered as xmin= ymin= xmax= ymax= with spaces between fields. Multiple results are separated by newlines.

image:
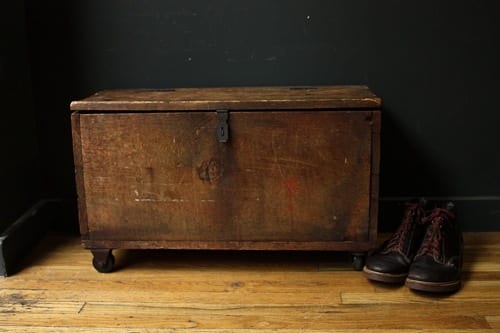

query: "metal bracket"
xmin=216 ymin=110 xmax=229 ymax=143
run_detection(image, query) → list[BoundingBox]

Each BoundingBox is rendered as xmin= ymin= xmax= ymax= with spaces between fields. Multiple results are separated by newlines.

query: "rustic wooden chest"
xmin=71 ymin=86 xmax=381 ymax=272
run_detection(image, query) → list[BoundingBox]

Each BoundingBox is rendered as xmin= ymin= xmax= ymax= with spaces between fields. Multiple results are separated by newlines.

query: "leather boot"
xmin=406 ymin=202 xmax=463 ymax=293
xmin=364 ymin=198 xmax=429 ymax=283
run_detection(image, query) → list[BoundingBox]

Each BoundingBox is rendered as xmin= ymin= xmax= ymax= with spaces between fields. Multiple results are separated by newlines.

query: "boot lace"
xmin=416 ymin=208 xmax=455 ymax=259
xmin=384 ymin=203 xmax=425 ymax=253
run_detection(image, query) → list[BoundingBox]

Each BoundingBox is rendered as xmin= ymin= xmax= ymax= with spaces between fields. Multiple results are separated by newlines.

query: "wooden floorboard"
xmin=0 ymin=232 xmax=499 ymax=332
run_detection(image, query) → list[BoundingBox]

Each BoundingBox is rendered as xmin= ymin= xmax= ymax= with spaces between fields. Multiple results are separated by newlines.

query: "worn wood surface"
xmin=70 ymin=86 xmax=381 ymax=111
xmin=0 ymin=232 xmax=499 ymax=332
xmin=71 ymin=86 xmax=381 ymax=253
xmin=71 ymin=113 xmax=88 ymax=237
xmin=75 ymin=111 xmax=377 ymax=249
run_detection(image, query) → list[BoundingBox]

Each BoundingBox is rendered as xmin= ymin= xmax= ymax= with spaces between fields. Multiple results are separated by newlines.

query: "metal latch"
xmin=216 ymin=110 xmax=229 ymax=143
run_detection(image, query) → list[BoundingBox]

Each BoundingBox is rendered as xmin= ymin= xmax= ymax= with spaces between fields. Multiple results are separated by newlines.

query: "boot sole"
xmin=405 ymin=278 xmax=461 ymax=293
xmin=363 ymin=266 xmax=408 ymax=284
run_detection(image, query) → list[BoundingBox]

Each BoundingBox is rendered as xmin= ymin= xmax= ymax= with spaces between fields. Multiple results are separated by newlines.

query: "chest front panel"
xmin=77 ymin=110 xmax=375 ymax=243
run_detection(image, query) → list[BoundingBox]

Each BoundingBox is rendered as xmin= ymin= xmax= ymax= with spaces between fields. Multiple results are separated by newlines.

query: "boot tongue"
xmin=419 ymin=220 xmax=443 ymax=257
xmin=423 ymin=208 xmax=455 ymax=224
xmin=384 ymin=204 xmax=423 ymax=253
xmin=417 ymin=208 xmax=454 ymax=260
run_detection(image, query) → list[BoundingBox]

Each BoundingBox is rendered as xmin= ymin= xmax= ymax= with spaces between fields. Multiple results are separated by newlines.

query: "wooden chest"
xmin=70 ymin=86 xmax=381 ymax=272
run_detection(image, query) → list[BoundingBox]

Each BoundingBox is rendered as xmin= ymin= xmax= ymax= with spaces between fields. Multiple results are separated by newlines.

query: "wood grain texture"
xmin=71 ymin=86 xmax=381 ymax=257
xmin=0 ymin=232 xmax=498 ymax=332
xmin=76 ymin=111 xmax=375 ymax=248
xmin=70 ymin=86 xmax=381 ymax=111
xmin=369 ymin=111 xmax=381 ymax=242
xmin=71 ymin=113 xmax=89 ymax=237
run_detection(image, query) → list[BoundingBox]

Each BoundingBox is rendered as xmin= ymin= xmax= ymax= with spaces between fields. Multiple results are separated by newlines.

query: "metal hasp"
xmin=216 ymin=110 xmax=229 ymax=143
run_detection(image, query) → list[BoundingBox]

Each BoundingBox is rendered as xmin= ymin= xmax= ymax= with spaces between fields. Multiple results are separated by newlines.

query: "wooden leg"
xmin=91 ymin=249 xmax=115 ymax=273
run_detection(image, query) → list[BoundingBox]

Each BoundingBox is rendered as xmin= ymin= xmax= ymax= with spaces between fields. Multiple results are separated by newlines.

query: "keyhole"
xmin=216 ymin=110 xmax=229 ymax=143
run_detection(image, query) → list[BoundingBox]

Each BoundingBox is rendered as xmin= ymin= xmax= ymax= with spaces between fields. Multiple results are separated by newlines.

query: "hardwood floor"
xmin=0 ymin=232 xmax=499 ymax=332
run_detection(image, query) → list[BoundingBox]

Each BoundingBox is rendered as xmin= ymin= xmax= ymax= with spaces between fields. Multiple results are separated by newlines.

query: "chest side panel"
xmin=78 ymin=111 xmax=373 ymax=242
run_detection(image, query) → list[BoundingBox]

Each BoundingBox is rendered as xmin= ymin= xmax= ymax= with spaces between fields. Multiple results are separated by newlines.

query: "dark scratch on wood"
xmin=78 ymin=301 xmax=87 ymax=314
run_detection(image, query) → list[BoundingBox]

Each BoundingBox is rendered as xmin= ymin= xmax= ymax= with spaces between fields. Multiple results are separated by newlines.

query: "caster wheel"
xmin=352 ymin=254 xmax=366 ymax=271
xmin=92 ymin=253 xmax=115 ymax=273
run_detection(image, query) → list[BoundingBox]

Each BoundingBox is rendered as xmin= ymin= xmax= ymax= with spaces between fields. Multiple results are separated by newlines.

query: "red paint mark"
xmin=285 ymin=177 xmax=299 ymax=199
xmin=284 ymin=178 xmax=298 ymax=212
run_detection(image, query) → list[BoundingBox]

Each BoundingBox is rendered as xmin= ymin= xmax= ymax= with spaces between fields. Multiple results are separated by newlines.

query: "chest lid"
xmin=70 ymin=85 xmax=380 ymax=112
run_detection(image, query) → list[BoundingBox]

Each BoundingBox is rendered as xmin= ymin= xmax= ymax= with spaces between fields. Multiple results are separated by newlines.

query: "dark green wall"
xmin=0 ymin=1 xmax=39 ymax=232
xmin=25 ymin=0 xmax=500 ymax=230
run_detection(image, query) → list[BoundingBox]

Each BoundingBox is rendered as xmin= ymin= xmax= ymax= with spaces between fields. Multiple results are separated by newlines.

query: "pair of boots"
xmin=364 ymin=199 xmax=463 ymax=293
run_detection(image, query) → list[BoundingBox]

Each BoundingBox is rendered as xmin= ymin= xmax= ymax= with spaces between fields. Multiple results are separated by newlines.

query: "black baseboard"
xmin=379 ymin=196 xmax=500 ymax=232
xmin=0 ymin=199 xmax=62 ymax=277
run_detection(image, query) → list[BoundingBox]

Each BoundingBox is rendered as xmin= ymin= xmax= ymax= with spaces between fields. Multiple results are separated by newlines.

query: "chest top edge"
xmin=70 ymin=85 xmax=381 ymax=111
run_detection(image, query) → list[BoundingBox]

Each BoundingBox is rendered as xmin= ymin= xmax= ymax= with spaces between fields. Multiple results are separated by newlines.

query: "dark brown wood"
xmin=369 ymin=112 xmax=381 ymax=243
xmin=82 ymin=239 xmax=374 ymax=251
xmin=71 ymin=86 xmax=381 ymax=269
xmin=70 ymin=86 xmax=381 ymax=111
xmin=71 ymin=113 xmax=89 ymax=238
